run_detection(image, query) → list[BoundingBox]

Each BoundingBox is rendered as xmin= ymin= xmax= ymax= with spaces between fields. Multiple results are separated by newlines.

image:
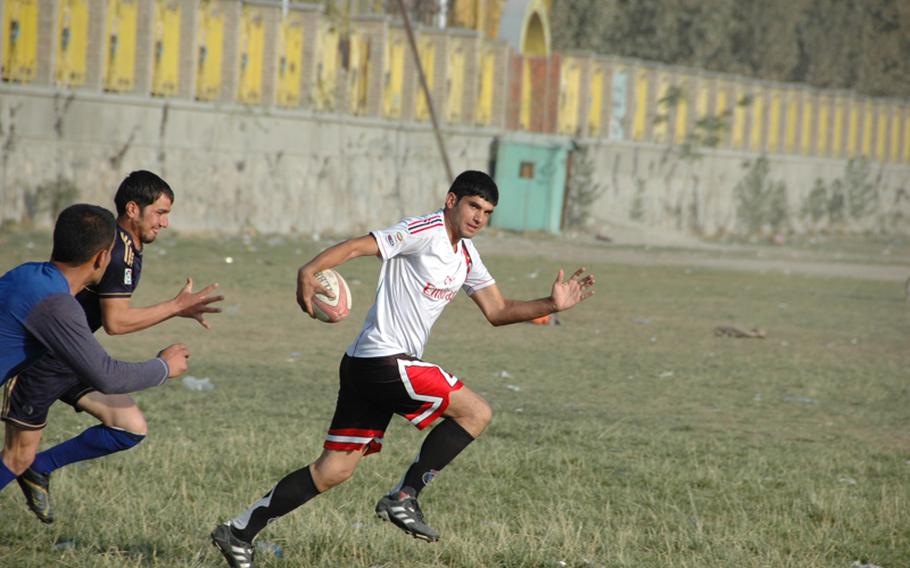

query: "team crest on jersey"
xmin=394 ymin=231 xmax=404 ymax=243
xmin=124 ymin=268 xmax=133 ymax=286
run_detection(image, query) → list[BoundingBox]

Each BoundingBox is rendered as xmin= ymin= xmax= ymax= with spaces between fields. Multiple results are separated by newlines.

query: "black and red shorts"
xmin=325 ymin=353 xmax=463 ymax=455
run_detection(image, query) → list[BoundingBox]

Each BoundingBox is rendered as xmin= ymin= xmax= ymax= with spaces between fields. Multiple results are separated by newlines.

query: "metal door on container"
xmin=492 ymin=141 xmax=563 ymax=233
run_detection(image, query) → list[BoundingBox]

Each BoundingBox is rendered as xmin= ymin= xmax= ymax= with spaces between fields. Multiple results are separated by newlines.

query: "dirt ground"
xmin=475 ymin=223 xmax=910 ymax=283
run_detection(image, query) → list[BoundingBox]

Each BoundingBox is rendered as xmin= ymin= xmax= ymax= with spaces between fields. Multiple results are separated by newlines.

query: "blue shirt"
xmin=0 ymin=262 xmax=167 ymax=391
xmin=0 ymin=262 xmax=70 ymax=381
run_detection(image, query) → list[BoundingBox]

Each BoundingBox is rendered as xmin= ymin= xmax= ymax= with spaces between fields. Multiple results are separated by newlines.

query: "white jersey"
xmin=347 ymin=209 xmax=496 ymax=359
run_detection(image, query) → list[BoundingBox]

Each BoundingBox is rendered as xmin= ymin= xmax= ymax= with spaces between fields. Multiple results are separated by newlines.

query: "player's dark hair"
xmin=114 ymin=170 xmax=174 ymax=216
xmin=51 ymin=204 xmax=116 ymax=265
xmin=448 ymin=170 xmax=499 ymax=206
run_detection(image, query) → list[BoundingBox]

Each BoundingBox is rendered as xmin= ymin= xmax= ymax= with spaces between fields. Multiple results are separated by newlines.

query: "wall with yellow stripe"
xmin=2 ymin=0 xmax=908 ymax=164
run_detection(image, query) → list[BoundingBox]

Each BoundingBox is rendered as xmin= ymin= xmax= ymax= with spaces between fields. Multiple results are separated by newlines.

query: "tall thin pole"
xmin=395 ymin=0 xmax=454 ymax=184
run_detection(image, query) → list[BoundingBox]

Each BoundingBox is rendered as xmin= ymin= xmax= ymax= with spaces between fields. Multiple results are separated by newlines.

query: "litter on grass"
xmin=714 ymin=326 xmax=766 ymax=339
xmin=182 ymin=376 xmax=215 ymax=392
xmin=256 ymin=541 xmax=283 ymax=558
xmin=529 ymin=314 xmax=560 ymax=325
xmin=496 ymin=370 xmax=513 ymax=379
xmin=783 ymin=395 xmax=817 ymax=405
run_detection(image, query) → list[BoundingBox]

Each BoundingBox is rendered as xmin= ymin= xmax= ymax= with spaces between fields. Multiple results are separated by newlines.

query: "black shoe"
xmin=17 ymin=468 xmax=53 ymax=524
xmin=375 ymin=489 xmax=440 ymax=542
xmin=211 ymin=523 xmax=255 ymax=568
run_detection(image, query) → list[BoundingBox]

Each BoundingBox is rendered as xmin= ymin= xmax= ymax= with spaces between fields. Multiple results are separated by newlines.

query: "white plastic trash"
xmin=182 ymin=376 xmax=215 ymax=392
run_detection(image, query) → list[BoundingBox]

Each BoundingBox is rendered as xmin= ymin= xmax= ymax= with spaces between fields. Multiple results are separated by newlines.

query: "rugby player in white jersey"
xmin=212 ymin=171 xmax=595 ymax=567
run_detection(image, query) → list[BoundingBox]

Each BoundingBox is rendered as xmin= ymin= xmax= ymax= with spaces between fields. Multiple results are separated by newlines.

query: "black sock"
xmin=395 ymin=418 xmax=475 ymax=497
xmin=230 ymin=465 xmax=320 ymax=542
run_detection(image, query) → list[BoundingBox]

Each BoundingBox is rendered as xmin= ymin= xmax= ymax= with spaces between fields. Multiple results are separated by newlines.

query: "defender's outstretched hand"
xmin=550 ymin=267 xmax=596 ymax=312
xmin=296 ymin=268 xmax=335 ymax=319
xmin=158 ymin=343 xmax=190 ymax=378
xmin=174 ymin=278 xmax=224 ymax=329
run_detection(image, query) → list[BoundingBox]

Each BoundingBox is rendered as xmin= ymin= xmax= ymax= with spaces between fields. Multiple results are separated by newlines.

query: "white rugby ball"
xmin=312 ymin=269 xmax=352 ymax=323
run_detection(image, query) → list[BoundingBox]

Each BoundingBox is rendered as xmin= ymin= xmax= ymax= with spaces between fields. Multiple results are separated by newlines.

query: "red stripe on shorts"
xmin=398 ymin=361 xmax=463 ymax=430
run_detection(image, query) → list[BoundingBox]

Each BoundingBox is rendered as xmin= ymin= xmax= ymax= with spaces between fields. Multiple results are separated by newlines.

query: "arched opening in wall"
xmin=522 ymin=11 xmax=547 ymax=56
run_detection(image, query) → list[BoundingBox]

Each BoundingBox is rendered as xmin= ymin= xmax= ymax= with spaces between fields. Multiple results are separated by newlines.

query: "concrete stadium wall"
xmin=0 ymin=86 xmax=495 ymax=234
xmin=582 ymin=139 xmax=910 ymax=237
xmin=2 ymin=86 xmax=908 ymax=236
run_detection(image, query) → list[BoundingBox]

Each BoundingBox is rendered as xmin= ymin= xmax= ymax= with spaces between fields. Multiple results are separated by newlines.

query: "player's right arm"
xmin=24 ymin=294 xmax=189 ymax=393
xmin=296 ymin=234 xmax=379 ymax=317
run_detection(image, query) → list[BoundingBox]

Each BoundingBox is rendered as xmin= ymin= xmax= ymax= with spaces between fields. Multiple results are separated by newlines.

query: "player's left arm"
xmin=469 ymin=267 xmax=595 ymax=327
xmin=99 ymin=278 xmax=224 ymax=335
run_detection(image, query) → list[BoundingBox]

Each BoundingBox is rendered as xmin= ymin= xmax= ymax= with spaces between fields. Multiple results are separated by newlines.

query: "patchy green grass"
xmin=0 ymin=228 xmax=907 ymax=567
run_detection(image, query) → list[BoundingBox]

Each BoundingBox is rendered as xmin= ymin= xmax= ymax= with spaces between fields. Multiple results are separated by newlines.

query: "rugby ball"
xmin=312 ymin=270 xmax=352 ymax=323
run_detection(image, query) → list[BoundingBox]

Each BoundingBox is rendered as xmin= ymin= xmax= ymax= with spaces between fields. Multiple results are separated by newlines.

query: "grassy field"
xmin=0 ymin=227 xmax=908 ymax=568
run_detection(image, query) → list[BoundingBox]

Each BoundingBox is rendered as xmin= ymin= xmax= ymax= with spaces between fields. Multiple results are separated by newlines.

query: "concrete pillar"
xmin=84 ymin=0 xmax=107 ymax=91
xmin=601 ymin=59 xmax=615 ymax=140
xmin=35 ymin=0 xmax=59 ymax=85
xmin=714 ymin=77 xmax=736 ymax=148
xmin=351 ymin=14 xmax=387 ymax=118
xmin=428 ymin=29 xmax=448 ymax=123
xmin=871 ymin=101 xmax=884 ymax=162
xmin=803 ymin=89 xmax=818 ymax=156
xmin=895 ymin=106 xmax=907 ymax=163
xmin=0 ymin=0 xmax=5 ymax=73
xmin=176 ymin=0 xmax=199 ymax=99
xmin=743 ymin=81 xmax=765 ymax=153
xmin=641 ymin=66 xmax=658 ymax=143
xmin=134 ymin=0 xmax=154 ymax=95
xmin=296 ymin=3 xmax=322 ymax=108
xmin=486 ymin=40 xmax=508 ymax=129
xmin=576 ymin=54 xmax=592 ymax=138
xmin=460 ymin=29 xmax=480 ymax=128
xmin=675 ymin=69 xmax=694 ymax=145
xmin=219 ymin=0 xmax=241 ymax=103
xmin=397 ymin=22 xmax=416 ymax=122
xmin=832 ymin=93 xmax=848 ymax=159
xmin=257 ymin=1 xmax=280 ymax=107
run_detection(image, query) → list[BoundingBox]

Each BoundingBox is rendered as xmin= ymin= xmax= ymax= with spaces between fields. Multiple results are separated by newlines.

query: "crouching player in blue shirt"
xmin=0 ymin=204 xmax=190 ymax=505
xmin=3 ymin=171 xmax=222 ymax=524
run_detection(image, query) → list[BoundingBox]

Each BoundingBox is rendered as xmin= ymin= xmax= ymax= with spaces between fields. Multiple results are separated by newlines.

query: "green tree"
xmin=550 ymin=0 xmax=910 ymax=98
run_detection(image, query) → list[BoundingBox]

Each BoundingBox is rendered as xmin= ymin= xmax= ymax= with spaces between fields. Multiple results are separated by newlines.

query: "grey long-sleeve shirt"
xmin=0 ymin=262 xmax=168 ymax=392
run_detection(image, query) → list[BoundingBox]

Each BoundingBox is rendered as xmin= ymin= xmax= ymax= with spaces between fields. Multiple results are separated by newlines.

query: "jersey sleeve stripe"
xmin=407 ymin=215 xmax=441 ymax=229
xmin=409 ymin=221 xmax=444 ymax=235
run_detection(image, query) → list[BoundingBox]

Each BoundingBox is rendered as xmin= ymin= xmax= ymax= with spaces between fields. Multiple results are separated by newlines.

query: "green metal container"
xmin=491 ymin=134 xmax=572 ymax=234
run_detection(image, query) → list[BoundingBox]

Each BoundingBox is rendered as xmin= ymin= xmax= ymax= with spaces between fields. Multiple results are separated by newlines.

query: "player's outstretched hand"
xmin=296 ymin=267 xmax=335 ymax=318
xmin=550 ymin=267 xmax=596 ymax=312
xmin=158 ymin=343 xmax=190 ymax=378
xmin=174 ymin=278 xmax=224 ymax=329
